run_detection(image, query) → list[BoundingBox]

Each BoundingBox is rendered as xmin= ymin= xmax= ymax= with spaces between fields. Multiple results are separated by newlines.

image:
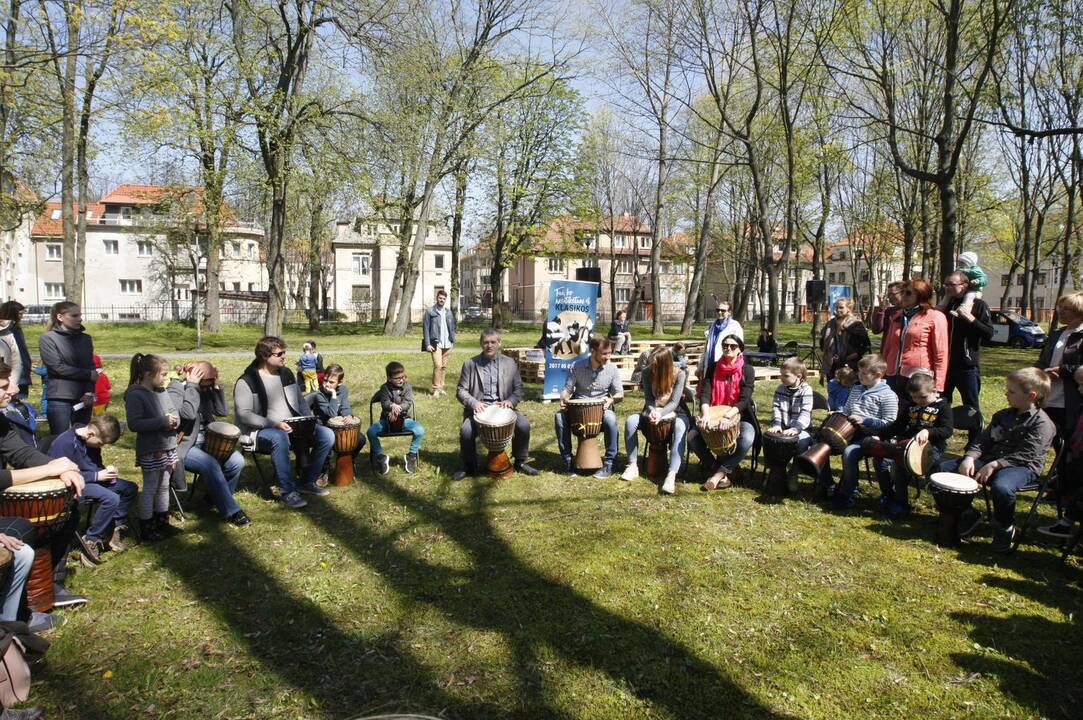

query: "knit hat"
xmin=958 ymin=251 xmax=978 ymax=268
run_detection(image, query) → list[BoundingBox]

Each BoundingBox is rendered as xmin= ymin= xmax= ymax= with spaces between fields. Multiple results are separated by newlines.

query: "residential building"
xmin=17 ymin=184 xmax=266 ymax=320
xmin=464 ymin=215 xmax=695 ymax=323
xmin=329 ymin=215 xmax=454 ymax=322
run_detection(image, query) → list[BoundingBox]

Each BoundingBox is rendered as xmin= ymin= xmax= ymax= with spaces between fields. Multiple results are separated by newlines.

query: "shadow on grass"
xmin=301 ymin=473 xmax=797 ymax=720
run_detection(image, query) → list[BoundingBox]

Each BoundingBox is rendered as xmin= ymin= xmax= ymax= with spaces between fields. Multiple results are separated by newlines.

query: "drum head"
xmin=328 ymin=416 xmax=346 ymax=427
xmin=904 ymin=439 xmax=933 ymax=476
xmin=567 ymin=398 xmax=605 ymax=407
xmin=207 ymin=421 xmax=241 ymax=437
xmin=2 ymin=477 xmax=69 ymax=495
xmin=477 ymin=405 xmax=516 ymax=427
xmin=706 ymin=405 xmax=734 ymax=423
xmin=929 ymin=472 xmax=979 ymax=493
xmin=657 ymin=411 xmax=677 ymax=422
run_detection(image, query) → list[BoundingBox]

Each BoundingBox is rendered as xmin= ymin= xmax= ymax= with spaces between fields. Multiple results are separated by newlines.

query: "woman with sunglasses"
xmin=820 ymin=297 xmax=870 ymax=384
xmin=703 ymin=302 xmax=744 ymax=370
xmin=690 ymin=334 xmax=756 ymax=490
xmin=880 ymin=278 xmax=949 ymax=396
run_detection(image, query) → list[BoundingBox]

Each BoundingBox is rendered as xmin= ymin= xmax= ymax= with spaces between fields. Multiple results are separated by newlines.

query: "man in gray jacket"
xmin=454 ymin=328 xmax=538 ymax=480
xmin=233 ymin=337 xmax=333 ymax=509
xmin=422 ymin=290 xmax=456 ymax=397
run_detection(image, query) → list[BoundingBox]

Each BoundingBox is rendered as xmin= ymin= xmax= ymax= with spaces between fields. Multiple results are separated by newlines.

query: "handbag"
xmin=0 ymin=636 xmax=31 ymax=707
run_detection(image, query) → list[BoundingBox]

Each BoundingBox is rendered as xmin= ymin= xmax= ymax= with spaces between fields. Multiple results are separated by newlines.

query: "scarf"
xmin=711 ymin=354 xmax=745 ymax=407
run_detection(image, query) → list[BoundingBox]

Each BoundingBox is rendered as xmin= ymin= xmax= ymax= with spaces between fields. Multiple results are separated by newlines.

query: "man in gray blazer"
xmin=454 ymin=328 xmax=539 ymax=480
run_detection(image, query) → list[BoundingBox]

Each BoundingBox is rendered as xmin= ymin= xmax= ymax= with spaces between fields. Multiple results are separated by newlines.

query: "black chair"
xmin=368 ymin=391 xmax=417 ymax=462
xmin=951 ymin=406 xmax=990 ymax=519
xmin=747 ymin=399 xmax=762 ymax=474
xmin=1012 ymin=437 xmax=1066 ymax=552
xmin=811 ymin=391 xmax=829 ymax=412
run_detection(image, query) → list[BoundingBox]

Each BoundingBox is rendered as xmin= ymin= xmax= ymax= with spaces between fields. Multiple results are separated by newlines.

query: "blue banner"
xmin=828 ymin=284 xmax=852 ymax=312
xmin=541 ymin=280 xmax=598 ymax=398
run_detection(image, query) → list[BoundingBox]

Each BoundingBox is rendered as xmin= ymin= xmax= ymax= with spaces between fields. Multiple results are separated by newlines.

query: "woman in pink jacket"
xmin=881 ymin=278 xmax=949 ymax=395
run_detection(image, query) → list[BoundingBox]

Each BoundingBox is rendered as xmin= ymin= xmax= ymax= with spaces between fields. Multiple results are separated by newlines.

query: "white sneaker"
xmin=620 ymin=464 xmax=638 ymax=481
xmin=661 ymin=472 xmax=676 ymax=495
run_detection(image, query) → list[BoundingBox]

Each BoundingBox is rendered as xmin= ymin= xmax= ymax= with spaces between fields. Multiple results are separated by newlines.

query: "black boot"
xmin=140 ymin=515 xmax=168 ymax=542
xmin=154 ymin=511 xmax=183 ymax=537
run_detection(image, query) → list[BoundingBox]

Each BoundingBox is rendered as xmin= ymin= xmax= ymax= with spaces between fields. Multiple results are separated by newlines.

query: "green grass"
xmin=19 ymin=324 xmax=1082 ymax=719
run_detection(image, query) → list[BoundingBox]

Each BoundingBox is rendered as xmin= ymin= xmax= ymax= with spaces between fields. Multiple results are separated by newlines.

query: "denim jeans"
xmin=83 ymin=479 xmax=138 ymax=540
xmin=367 ymin=418 xmax=424 ymax=456
xmin=184 ymin=446 xmax=245 ymax=518
xmin=256 ymin=424 xmax=334 ymax=495
xmin=625 ymin=413 xmax=688 ymax=474
xmin=0 ymin=517 xmax=34 ymax=622
xmin=555 ymin=408 xmax=619 ymax=467
xmin=46 ymin=398 xmax=91 ymax=434
xmin=944 ymin=365 xmax=981 ymax=409
xmin=936 ymin=455 xmax=1037 ymax=528
xmin=690 ymin=420 xmax=755 ymax=473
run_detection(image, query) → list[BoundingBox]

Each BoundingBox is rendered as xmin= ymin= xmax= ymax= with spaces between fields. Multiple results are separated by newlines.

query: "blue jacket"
xmin=421 ymin=305 xmax=456 ymax=351
xmin=48 ymin=425 xmax=106 ymax=485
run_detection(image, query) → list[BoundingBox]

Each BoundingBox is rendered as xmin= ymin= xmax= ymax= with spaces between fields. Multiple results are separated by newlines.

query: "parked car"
xmin=20 ymin=304 xmax=52 ymax=325
xmin=463 ymin=306 xmax=487 ymax=321
xmin=984 ymin=310 xmax=1048 ymax=349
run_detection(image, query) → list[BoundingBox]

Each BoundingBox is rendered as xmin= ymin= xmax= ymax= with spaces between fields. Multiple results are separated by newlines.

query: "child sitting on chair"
xmin=935 ymin=367 xmax=1056 ymax=552
xmin=877 ymin=371 xmax=953 ymax=520
xmin=825 ymin=354 xmax=898 ymax=507
xmin=827 ymin=365 xmax=855 ymax=412
xmin=48 ymin=414 xmax=137 ymax=563
xmin=312 ymin=364 xmax=363 ymax=485
xmin=764 ymin=357 xmax=814 ymax=494
xmin=367 ymin=361 xmax=424 ymax=477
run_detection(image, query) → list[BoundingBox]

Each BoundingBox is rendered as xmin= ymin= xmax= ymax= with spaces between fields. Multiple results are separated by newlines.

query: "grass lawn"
xmin=16 ymin=323 xmax=1082 ymax=719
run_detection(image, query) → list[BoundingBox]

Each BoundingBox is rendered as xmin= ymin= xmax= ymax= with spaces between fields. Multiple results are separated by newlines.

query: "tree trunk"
xmin=202 ymin=154 xmax=227 ymax=333
xmin=650 ymin=125 xmax=666 ymax=334
xmin=59 ymin=10 xmax=77 ymax=301
xmin=450 ymin=163 xmax=468 ymax=318
xmin=307 ymin=199 xmax=324 ymax=331
xmin=263 ymin=170 xmax=288 ymax=336
xmin=681 ymin=130 xmax=724 ymax=334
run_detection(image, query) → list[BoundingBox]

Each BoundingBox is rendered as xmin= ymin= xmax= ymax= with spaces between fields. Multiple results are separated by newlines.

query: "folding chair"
xmin=1012 ymin=437 xmax=1066 ymax=552
xmin=368 ymin=391 xmax=418 ymax=463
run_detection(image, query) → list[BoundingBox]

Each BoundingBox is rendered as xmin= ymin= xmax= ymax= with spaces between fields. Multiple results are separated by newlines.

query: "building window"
xmin=247 ymin=243 xmax=256 ymax=259
xmin=1001 ymin=274 xmax=1012 ymax=285
xmin=232 ymin=282 xmax=241 ymax=291
xmin=103 ymin=239 xmax=118 ymax=255
xmin=45 ymin=244 xmax=62 ymax=261
xmin=860 ymin=270 xmax=871 ymax=282
xmin=836 ymin=250 xmax=847 ymax=260
xmin=548 ymin=257 xmax=566 ymax=273
xmin=137 ymin=241 xmax=153 ymax=257
xmin=230 ymin=242 xmax=239 ymax=257
xmin=50 ymin=209 xmax=61 ymax=220
xmin=616 ymin=258 xmax=634 ymax=274
xmin=352 ymin=253 xmax=369 ymax=275
xmin=434 ymin=253 xmax=446 ymax=270
xmin=1035 ymin=272 xmax=1047 ymax=286
xmin=582 ymin=258 xmax=598 ymax=268
xmin=638 ymin=235 xmax=651 ymax=249
xmin=616 ymin=287 xmax=631 ymax=302
xmin=44 ymin=282 xmax=64 ymax=298
xmin=614 ymin=235 xmax=626 ymax=249
xmin=119 ymin=279 xmax=142 ymax=294
xmin=248 ymin=282 xmax=257 ymax=291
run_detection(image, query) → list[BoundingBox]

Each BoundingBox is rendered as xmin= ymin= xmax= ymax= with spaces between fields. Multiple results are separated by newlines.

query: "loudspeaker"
xmin=805 ymin=279 xmax=826 ymax=310
xmin=576 ymin=266 xmax=602 ymax=297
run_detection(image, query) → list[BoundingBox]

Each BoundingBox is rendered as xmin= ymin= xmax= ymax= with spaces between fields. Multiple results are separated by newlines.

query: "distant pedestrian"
xmin=422 ymin=289 xmax=456 ymax=397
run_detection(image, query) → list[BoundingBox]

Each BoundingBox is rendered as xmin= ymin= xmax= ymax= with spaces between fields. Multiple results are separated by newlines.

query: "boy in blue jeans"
xmin=822 ymin=354 xmax=898 ymax=507
xmin=368 ymin=361 xmax=424 ymax=476
xmin=47 ymin=414 xmax=138 ymax=564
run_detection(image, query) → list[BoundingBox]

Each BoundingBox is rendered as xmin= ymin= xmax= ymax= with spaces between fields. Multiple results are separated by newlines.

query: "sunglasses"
xmin=271 ymin=350 xmax=287 ymax=357
xmin=721 ymin=343 xmax=741 ymax=350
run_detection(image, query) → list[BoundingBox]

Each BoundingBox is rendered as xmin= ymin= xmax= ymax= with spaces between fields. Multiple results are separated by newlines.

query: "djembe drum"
xmin=928 ymin=472 xmax=981 ymax=546
xmin=702 ymin=405 xmax=740 ymax=456
xmin=795 ymin=412 xmax=858 ymax=478
xmin=567 ymin=398 xmax=606 ymax=471
xmin=203 ymin=421 xmax=241 ymax=463
xmin=860 ymin=436 xmax=934 ymax=479
xmin=0 ymin=478 xmax=75 ymax=612
xmin=283 ymin=415 xmax=317 ymax=473
xmin=327 ymin=416 xmax=362 ymax=486
xmin=643 ymin=412 xmax=677 ymax=479
xmin=762 ymin=431 xmax=801 ymax=496
xmin=476 ymin=406 xmax=517 ymax=479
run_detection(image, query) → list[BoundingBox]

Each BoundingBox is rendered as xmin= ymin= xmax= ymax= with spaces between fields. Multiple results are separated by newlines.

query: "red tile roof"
xmin=100 ymin=184 xmax=190 ymax=205
xmin=30 ymin=201 xmax=107 ymax=237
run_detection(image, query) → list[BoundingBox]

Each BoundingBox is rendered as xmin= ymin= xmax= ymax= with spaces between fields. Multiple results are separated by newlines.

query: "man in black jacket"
xmin=941 ymin=272 xmax=994 ymax=409
xmin=0 ymin=359 xmax=87 ymax=629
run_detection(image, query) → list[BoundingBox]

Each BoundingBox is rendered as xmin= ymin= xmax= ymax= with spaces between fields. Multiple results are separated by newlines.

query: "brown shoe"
xmin=108 ymin=523 xmax=133 ymax=552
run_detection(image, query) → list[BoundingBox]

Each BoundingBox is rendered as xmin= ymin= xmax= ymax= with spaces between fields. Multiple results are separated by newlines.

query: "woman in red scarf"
xmin=691 ymin=334 xmax=757 ymax=490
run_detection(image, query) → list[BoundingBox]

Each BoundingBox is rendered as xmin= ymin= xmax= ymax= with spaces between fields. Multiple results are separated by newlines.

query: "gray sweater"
xmin=233 ymin=369 xmax=310 ymax=434
xmin=640 ymin=367 xmax=689 ymax=417
xmin=771 ymin=381 xmax=813 ymax=431
xmin=124 ymin=384 xmax=179 ymax=457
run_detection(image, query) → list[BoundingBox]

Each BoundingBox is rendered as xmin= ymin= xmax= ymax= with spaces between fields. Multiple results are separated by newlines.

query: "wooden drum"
xmin=327 ymin=416 xmax=361 ymax=486
xmin=796 ymin=413 xmax=859 ymax=478
xmin=567 ymin=398 xmax=606 ymax=471
xmin=643 ymin=412 xmax=676 ymax=479
xmin=0 ymin=478 xmax=75 ymax=612
xmin=702 ymin=405 xmax=739 ymax=456
xmin=476 ymin=406 xmax=517 ymax=479
xmin=928 ymin=472 xmax=980 ymax=546
xmin=204 ymin=421 xmax=241 ymax=463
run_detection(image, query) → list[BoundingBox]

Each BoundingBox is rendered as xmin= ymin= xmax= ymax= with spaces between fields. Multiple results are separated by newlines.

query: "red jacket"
xmin=881 ymin=307 xmax=949 ymax=391
xmin=94 ymin=370 xmax=112 ymax=406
